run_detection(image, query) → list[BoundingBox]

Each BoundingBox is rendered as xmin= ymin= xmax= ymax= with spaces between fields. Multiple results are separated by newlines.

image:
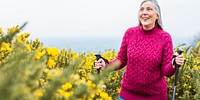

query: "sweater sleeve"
xmin=161 ymin=33 xmax=175 ymax=77
xmin=109 ymin=28 xmax=131 ymax=70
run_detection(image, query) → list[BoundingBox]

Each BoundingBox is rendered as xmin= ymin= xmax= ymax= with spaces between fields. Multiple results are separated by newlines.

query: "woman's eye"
xmin=147 ymin=8 xmax=152 ymax=11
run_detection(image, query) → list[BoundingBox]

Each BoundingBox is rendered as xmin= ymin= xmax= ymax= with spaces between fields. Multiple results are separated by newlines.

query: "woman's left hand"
xmin=175 ymin=54 xmax=185 ymax=66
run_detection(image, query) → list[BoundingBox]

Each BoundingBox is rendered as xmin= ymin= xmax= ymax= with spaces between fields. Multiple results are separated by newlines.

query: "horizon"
xmin=38 ymin=36 xmax=194 ymax=53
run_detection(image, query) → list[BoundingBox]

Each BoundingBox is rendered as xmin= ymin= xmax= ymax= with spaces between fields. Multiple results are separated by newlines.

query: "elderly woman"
xmin=94 ymin=0 xmax=185 ymax=100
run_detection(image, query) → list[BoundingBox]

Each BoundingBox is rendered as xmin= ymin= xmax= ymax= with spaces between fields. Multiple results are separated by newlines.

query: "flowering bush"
xmin=0 ymin=24 xmax=199 ymax=100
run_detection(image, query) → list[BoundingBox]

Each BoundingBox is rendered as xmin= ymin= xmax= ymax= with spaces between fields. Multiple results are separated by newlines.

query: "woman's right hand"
xmin=94 ymin=58 xmax=107 ymax=70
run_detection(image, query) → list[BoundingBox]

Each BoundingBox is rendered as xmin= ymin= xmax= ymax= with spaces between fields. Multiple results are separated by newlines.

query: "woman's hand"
xmin=94 ymin=58 xmax=107 ymax=70
xmin=174 ymin=53 xmax=185 ymax=66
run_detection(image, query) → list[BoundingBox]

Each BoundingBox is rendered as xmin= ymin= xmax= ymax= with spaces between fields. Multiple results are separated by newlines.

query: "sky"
xmin=0 ymin=0 xmax=200 ymax=44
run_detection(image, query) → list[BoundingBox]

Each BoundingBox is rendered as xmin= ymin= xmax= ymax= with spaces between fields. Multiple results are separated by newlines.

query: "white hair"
xmin=139 ymin=0 xmax=163 ymax=30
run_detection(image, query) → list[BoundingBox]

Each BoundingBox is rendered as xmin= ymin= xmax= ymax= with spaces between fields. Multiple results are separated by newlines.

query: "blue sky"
xmin=0 ymin=0 xmax=200 ymax=41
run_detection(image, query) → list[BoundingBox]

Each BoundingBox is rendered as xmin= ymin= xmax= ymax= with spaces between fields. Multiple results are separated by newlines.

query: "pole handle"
xmin=94 ymin=54 xmax=109 ymax=74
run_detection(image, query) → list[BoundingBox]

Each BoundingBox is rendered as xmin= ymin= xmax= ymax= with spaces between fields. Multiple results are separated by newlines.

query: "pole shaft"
xmin=172 ymin=86 xmax=176 ymax=100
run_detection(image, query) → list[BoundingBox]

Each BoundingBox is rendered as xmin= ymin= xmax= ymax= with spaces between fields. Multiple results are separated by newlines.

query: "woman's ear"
xmin=156 ymin=14 xmax=159 ymax=19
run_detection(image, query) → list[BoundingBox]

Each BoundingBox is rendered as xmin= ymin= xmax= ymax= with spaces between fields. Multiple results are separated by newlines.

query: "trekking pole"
xmin=172 ymin=50 xmax=183 ymax=100
xmin=94 ymin=54 xmax=109 ymax=74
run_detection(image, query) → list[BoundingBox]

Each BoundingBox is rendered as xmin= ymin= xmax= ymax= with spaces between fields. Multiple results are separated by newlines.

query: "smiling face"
xmin=139 ymin=1 xmax=158 ymax=30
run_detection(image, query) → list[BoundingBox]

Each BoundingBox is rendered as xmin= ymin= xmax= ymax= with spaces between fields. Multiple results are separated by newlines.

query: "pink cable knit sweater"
xmin=110 ymin=26 xmax=175 ymax=99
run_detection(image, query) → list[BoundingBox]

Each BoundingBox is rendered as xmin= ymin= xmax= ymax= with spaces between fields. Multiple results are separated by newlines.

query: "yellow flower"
xmin=34 ymin=89 xmax=43 ymax=99
xmin=87 ymin=80 xmax=96 ymax=90
xmin=198 ymin=41 xmax=200 ymax=47
xmin=100 ymin=92 xmax=112 ymax=100
xmin=186 ymin=75 xmax=191 ymax=79
xmin=187 ymin=66 xmax=191 ymax=70
xmin=63 ymin=92 xmax=70 ymax=98
xmin=57 ymin=89 xmax=65 ymax=95
xmin=0 ymin=28 xmax=3 ymax=35
xmin=166 ymin=78 xmax=170 ymax=82
xmin=175 ymin=47 xmax=179 ymax=52
xmin=194 ymin=65 xmax=198 ymax=70
xmin=183 ymin=83 xmax=187 ymax=87
xmin=115 ymin=72 xmax=119 ymax=77
xmin=83 ymin=65 xmax=92 ymax=70
xmin=39 ymin=79 xmax=45 ymax=84
xmin=35 ymin=50 xmax=45 ymax=60
xmin=78 ymin=69 xmax=87 ymax=76
xmin=1 ymin=42 xmax=12 ymax=52
xmin=81 ymin=77 xmax=86 ymax=83
xmin=17 ymin=32 xmax=30 ymax=42
xmin=72 ymin=52 xmax=79 ymax=60
xmin=47 ymin=58 xmax=56 ymax=68
xmin=89 ymin=93 xmax=96 ymax=99
xmin=7 ymin=26 xmax=20 ymax=34
xmin=62 ymin=82 xmax=72 ymax=91
xmin=46 ymin=47 xmax=60 ymax=60
xmin=25 ymin=44 xmax=31 ymax=51
xmin=117 ymin=87 xmax=121 ymax=93
xmin=95 ymin=89 xmax=102 ymax=95
xmin=7 ymin=27 xmax=12 ymax=33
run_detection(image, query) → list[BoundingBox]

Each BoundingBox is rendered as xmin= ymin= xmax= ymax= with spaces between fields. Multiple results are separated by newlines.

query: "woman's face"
xmin=139 ymin=1 xmax=158 ymax=30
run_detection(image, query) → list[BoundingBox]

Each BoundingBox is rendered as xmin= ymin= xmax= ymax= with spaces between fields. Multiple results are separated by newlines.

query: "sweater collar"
xmin=139 ymin=25 xmax=158 ymax=35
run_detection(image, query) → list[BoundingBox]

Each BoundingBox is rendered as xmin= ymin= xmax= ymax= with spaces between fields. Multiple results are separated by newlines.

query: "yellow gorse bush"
xmin=1 ymin=42 xmax=12 ymax=52
xmin=17 ymin=32 xmax=30 ymax=42
xmin=0 ymin=24 xmax=199 ymax=100
xmin=0 ymin=28 xmax=4 ymax=35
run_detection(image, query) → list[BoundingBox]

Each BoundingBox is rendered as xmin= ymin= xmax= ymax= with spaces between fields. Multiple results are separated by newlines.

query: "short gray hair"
xmin=139 ymin=0 xmax=163 ymax=30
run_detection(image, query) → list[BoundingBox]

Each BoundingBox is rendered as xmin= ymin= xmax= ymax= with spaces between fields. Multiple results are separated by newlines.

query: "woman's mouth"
xmin=142 ymin=17 xmax=149 ymax=20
